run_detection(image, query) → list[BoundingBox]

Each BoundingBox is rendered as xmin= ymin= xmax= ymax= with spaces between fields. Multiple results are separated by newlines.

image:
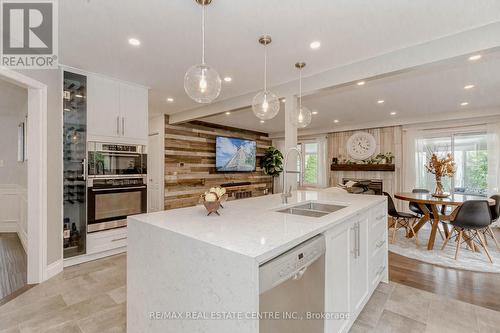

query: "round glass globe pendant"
xmin=290 ymin=62 xmax=312 ymax=128
xmin=252 ymin=35 xmax=280 ymax=120
xmin=184 ymin=0 xmax=221 ymax=104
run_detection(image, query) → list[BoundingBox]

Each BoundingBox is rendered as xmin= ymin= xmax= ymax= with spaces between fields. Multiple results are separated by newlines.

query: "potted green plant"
xmin=262 ymin=147 xmax=284 ymax=177
xmin=384 ymin=152 xmax=394 ymax=164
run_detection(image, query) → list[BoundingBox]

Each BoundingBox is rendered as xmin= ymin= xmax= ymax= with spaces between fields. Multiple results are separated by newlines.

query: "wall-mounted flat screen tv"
xmin=216 ymin=136 xmax=256 ymax=172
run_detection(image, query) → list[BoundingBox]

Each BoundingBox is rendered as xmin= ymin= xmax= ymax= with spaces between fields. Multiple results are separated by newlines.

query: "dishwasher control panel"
xmin=259 ymin=235 xmax=325 ymax=294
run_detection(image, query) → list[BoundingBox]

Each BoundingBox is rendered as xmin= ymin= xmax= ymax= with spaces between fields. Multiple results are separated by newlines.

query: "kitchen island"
xmin=127 ymin=189 xmax=388 ymax=333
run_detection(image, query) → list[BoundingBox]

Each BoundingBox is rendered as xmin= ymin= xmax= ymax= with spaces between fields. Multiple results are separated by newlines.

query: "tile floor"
xmin=0 ymin=253 xmax=499 ymax=332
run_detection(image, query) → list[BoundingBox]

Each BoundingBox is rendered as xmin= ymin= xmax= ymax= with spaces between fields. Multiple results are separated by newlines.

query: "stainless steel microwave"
xmin=87 ymin=142 xmax=147 ymax=178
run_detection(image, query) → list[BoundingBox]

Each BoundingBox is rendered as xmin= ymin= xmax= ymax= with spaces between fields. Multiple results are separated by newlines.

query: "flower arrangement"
xmin=425 ymin=151 xmax=456 ymax=197
xmin=200 ymin=187 xmax=228 ymax=216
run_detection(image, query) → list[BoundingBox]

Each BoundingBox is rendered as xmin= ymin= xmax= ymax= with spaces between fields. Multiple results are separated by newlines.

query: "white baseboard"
xmin=17 ymin=225 xmax=27 ymax=253
xmin=63 ymin=246 xmax=127 ymax=268
xmin=46 ymin=259 xmax=64 ymax=280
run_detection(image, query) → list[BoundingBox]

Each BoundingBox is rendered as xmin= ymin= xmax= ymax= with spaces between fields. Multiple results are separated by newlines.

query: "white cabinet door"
xmin=349 ymin=214 xmax=369 ymax=317
xmin=119 ymin=83 xmax=148 ymax=142
xmin=324 ymin=223 xmax=351 ymax=333
xmin=87 ymin=75 xmax=120 ymax=139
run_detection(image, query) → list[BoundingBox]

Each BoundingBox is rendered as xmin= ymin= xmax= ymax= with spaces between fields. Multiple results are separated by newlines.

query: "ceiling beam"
xmin=267 ymin=107 xmax=500 ymax=139
xmin=169 ymin=21 xmax=500 ymax=124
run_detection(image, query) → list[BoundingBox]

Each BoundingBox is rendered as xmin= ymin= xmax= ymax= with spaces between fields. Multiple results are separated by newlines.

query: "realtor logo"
xmin=1 ymin=0 xmax=58 ymax=68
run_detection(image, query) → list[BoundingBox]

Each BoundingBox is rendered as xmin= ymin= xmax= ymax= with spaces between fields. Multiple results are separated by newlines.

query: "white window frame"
xmin=416 ymin=128 xmax=488 ymax=196
xmin=297 ymin=140 xmax=320 ymax=187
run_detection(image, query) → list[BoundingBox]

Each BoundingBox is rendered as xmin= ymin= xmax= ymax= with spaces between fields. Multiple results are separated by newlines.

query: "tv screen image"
xmin=216 ymin=136 xmax=256 ymax=172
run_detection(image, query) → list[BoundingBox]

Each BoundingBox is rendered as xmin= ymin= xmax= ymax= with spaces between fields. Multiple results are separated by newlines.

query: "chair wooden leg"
xmin=455 ymin=230 xmax=463 ymax=260
xmin=441 ymin=227 xmax=454 ymax=250
xmin=392 ymin=218 xmax=398 ymax=244
xmin=437 ymin=225 xmax=445 ymax=241
xmin=487 ymin=226 xmax=500 ymax=251
xmin=408 ymin=218 xmax=419 ymax=247
xmin=477 ymin=231 xmax=494 ymax=264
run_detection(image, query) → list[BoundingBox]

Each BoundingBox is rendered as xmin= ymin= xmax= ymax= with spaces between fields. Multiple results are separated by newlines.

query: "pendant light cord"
xmin=201 ymin=4 xmax=206 ymax=65
xmin=264 ymin=44 xmax=268 ymax=91
xmin=299 ymin=68 xmax=302 ymax=110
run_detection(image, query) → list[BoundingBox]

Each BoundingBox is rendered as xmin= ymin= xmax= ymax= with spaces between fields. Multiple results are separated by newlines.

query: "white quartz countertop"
xmin=130 ymin=189 xmax=386 ymax=264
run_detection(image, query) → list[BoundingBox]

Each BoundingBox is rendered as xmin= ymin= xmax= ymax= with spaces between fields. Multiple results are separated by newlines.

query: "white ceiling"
xmin=0 ymin=79 xmax=27 ymax=117
xmin=200 ymin=48 xmax=500 ymax=134
xmin=58 ymin=0 xmax=500 ymax=116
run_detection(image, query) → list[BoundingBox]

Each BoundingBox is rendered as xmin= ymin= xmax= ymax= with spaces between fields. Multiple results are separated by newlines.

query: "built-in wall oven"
xmin=87 ymin=177 xmax=147 ymax=233
xmin=86 ymin=142 xmax=148 ymax=233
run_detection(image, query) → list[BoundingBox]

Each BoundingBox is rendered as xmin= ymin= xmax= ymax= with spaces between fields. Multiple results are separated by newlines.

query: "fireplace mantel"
xmin=331 ymin=164 xmax=395 ymax=172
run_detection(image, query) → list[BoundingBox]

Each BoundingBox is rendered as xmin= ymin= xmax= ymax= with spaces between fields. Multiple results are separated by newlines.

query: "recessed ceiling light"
xmin=333 ymin=119 xmax=339 ymax=123
xmin=282 ymin=98 xmax=286 ymax=103
xmin=75 ymin=94 xmax=84 ymax=98
xmin=390 ymin=111 xmax=397 ymax=116
xmin=225 ymin=111 xmax=231 ymax=115
xmin=377 ymin=100 xmax=385 ymax=104
xmin=312 ymin=111 xmax=318 ymax=115
xmin=461 ymin=102 xmax=469 ymax=106
xmin=357 ymin=81 xmax=366 ymax=86
xmin=128 ymin=38 xmax=141 ymax=46
xmin=464 ymin=84 xmax=475 ymax=90
xmin=468 ymin=54 xmax=482 ymax=61
xmin=64 ymin=108 xmax=71 ymax=112
xmin=223 ymin=77 xmax=232 ymax=83
xmin=166 ymin=97 xmax=174 ymax=103
xmin=260 ymin=120 xmax=265 ymax=124
xmin=310 ymin=41 xmax=321 ymax=49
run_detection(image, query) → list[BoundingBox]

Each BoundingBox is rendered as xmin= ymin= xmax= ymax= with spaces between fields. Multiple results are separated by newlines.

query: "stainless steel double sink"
xmin=276 ymin=201 xmax=348 ymax=218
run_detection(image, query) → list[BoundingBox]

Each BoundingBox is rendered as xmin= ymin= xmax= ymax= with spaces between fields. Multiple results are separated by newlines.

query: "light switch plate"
xmin=0 ymin=160 xmax=4 ymax=167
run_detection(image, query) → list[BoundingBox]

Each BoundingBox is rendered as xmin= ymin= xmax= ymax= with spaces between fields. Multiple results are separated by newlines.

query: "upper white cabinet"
xmin=87 ymin=75 xmax=120 ymax=139
xmin=119 ymin=82 xmax=148 ymax=142
xmin=87 ymin=74 xmax=148 ymax=143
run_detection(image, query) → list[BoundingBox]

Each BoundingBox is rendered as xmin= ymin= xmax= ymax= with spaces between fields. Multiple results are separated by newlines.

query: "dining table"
xmin=394 ymin=192 xmax=496 ymax=250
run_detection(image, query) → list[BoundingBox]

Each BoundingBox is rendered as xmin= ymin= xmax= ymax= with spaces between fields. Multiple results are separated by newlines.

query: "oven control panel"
xmin=102 ymin=144 xmax=137 ymax=152
xmin=90 ymin=177 xmax=146 ymax=188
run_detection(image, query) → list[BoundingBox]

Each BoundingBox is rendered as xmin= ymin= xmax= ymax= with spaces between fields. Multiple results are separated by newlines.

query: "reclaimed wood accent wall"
xmin=327 ymin=126 xmax=403 ymax=203
xmin=165 ymin=120 xmax=273 ymax=210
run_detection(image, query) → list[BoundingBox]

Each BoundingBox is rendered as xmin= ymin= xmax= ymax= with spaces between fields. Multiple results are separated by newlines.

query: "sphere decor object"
xmin=184 ymin=64 xmax=221 ymax=103
xmin=253 ymin=35 xmax=280 ymax=120
xmin=290 ymin=105 xmax=312 ymax=128
xmin=184 ymin=0 xmax=221 ymax=103
xmin=252 ymin=90 xmax=280 ymax=120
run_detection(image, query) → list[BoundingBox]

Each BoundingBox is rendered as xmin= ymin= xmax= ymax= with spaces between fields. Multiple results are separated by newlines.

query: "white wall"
xmin=0 ymin=81 xmax=28 ymax=186
xmin=17 ymin=69 xmax=63 ymax=266
xmin=0 ymin=79 xmax=28 ymax=250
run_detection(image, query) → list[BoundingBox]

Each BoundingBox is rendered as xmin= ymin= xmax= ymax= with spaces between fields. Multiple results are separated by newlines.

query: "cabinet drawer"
xmin=369 ymin=249 xmax=387 ymax=289
xmin=87 ymin=228 xmax=127 ymax=254
xmin=371 ymin=202 xmax=387 ymax=230
xmin=369 ymin=228 xmax=387 ymax=259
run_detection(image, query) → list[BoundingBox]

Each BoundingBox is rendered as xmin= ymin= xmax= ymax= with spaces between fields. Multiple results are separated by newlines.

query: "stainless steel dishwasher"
xmin=259 ymin=234 xmax=325 ymax=333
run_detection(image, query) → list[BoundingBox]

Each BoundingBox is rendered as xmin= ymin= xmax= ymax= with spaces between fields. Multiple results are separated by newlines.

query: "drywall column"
xmin=284 ymin=95 xmax=298 ymax=191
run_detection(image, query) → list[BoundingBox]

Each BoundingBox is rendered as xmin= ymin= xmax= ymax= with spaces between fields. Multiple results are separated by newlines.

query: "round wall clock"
xmin=346 ymin=132 xmax=377 ymax=160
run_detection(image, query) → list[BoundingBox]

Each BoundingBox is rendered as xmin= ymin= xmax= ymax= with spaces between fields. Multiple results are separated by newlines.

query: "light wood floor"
xmin=0 ymin=252 xmax=499 ymax=332
xmin=0 ymin=233 xmax=27 ymax=301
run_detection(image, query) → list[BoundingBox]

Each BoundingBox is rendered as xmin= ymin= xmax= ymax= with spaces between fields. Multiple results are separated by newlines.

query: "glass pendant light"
xmin=184 ymin=0 xmax=221 ymax=104
xmin=290 ymin=62 xmax=312 ymax=128
xmin=252 ymin=35 xmax=280 ymax=120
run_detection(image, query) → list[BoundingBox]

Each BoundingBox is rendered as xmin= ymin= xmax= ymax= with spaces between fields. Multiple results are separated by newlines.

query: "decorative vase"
xmin=432 ymin=176 xmax=449 ymax=198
